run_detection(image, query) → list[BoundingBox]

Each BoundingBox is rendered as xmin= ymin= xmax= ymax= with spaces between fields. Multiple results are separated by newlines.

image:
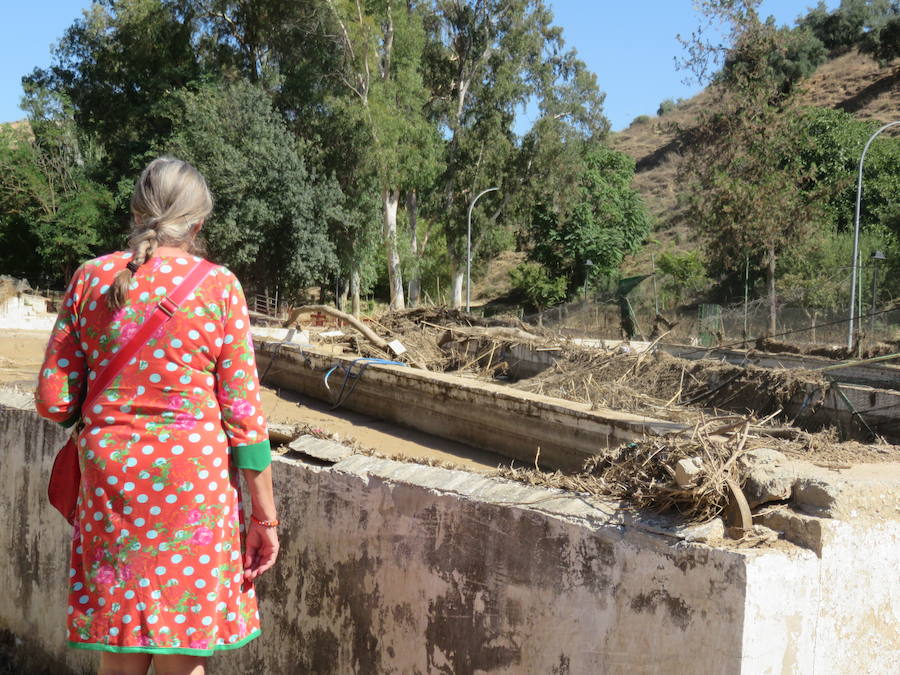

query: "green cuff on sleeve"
xmin=233 ymin=439 xmax=272 ymax=470
xmin=59 ymin=410 xmax=81 ymax=429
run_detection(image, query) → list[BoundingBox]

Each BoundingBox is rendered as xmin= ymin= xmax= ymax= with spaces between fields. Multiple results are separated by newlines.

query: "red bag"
xmin=49 ymin=436 xmax=81 ymax=526
xmin=48 ymin=259 xmax=213 ymax=525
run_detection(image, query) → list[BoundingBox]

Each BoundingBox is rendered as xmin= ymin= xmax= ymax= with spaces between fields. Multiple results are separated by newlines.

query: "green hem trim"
xmin=59 ymin=410 xmax=81 ymax=429
xmin=67 ymin=629 xmax=261 ymax=656
xmin=233 ymin=439 xmax=272 ymax=470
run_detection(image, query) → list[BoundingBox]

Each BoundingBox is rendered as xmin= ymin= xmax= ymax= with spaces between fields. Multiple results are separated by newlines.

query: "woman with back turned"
xmin=36 ymin=157 xmax=279 ymax=675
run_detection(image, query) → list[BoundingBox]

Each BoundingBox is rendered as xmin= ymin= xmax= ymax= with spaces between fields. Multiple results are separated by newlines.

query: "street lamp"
xmin=581 ymin=259 xmax=594 ymax=298
xmin=466 ymin=186 xmax=499 ymax=312
xmin=847 ymin=120 xmax=900 ymax=350
xmin=870 ymin=250 xmax=886 ymax=333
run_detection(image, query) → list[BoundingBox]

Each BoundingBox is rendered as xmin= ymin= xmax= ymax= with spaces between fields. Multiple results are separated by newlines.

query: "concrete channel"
xmin=254 ymin=339 xmax=685 ymax=472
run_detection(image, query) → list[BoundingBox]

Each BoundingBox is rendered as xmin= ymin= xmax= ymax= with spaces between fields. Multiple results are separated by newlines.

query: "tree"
xmin=0 ymin=92 xmax=114 ymax=287
xmin=678 ymin=0 xmax=823 ymax=335
xmin=26 ymin=0 xmax=203 ymax=184
xmin=322 ymin=0 xmax=443 ymax=310
xmin=523 ymin=144 xmax=650 ymax=295
xmin=799 ymin=0 xmax=898 ymax=53
xmin=423 ymin=0 xmax=608 ymax=308
xmin=164 ymin=81 xmax=341 ymax=298
xmin=860 ymin=12 xmax=900 ymax=62
xmin=508 ymin=261 xmax=566 ymax=318
xmin=656 ymin=251 xmax=710 ymax=307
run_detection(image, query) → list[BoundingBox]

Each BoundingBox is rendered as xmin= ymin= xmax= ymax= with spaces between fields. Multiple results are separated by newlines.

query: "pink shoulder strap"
xmin=84 ymin=259 xmax=215 ymax=410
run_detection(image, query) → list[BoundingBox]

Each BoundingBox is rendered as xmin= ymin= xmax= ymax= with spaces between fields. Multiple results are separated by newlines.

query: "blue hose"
xmin=324 ymin=357 xmax=409 ymax=409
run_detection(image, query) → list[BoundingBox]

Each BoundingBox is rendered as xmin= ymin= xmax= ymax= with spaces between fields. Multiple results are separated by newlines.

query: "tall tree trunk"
xmin=407 ymin=190 xmax=421 ymax=307
xmin=767 ymin=245 xmax=777 ymax=337
xmin=351 ymin=266 xmax=361 ymax=317
xmin=338 ymin=277 xmax=349 ymax=312
xmin=450 ymin=265 xmax=464 ymax=309
xmin=383 ymin=188 xmax=405 ymax=310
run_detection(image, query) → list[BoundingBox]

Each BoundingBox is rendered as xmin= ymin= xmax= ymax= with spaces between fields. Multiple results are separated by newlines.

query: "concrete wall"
xmin=1 ymin=398 xmax=899 ymax=674
xmin=0 ymin=294 xmax=56 ymax=331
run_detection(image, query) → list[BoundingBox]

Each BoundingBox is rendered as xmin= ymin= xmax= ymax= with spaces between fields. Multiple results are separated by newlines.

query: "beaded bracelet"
xmin=250 ymin=514 xmax=279 ymax=529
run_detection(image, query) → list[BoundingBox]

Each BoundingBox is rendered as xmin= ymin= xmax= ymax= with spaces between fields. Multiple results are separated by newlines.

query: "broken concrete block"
xmin=738 ymin=448 xmax=795 ymax=508
xmin=288 ymin=435 xmax=354 ymax=463
xmin=674 ymin=457 xmax=703 ymax=488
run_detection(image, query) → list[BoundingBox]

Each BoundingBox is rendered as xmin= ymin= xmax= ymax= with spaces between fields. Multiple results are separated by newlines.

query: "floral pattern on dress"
xmin=36 ymin=251 xmax=269 ymax=654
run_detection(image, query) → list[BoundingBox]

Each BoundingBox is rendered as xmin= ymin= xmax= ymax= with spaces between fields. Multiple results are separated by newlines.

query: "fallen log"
xmin=284 ymin=305 xmax=389 ymax=350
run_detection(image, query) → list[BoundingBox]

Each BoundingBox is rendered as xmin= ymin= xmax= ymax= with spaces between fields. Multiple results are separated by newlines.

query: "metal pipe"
xmin=848 ymin=120 xmax=900 ymax=350
xmin=466 ymin=187 xmax=499 ymax=312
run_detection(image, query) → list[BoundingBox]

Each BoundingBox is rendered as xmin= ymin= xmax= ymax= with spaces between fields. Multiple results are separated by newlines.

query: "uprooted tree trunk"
xmin=284 ymin=304 xmax=389 ymax=351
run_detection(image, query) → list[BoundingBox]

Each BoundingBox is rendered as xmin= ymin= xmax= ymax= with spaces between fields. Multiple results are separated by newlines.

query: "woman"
xmin=36 ymin=157 xmax=279 ymax=675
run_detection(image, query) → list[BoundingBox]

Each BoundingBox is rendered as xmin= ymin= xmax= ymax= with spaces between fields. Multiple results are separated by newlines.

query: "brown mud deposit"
xmin=0 ymin=330 xmax=48 ymax=387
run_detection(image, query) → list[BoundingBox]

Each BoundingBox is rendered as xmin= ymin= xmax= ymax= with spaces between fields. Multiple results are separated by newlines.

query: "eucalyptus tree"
xmin=321 ymin=0 xmax=443 ymax=310
xmin=423 ymin=0 xmax=608 ymax=307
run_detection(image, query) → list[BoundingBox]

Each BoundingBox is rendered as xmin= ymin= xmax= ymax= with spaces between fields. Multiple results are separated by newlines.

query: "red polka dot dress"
xmin=36 ymin=251 xmax=271 ymax=656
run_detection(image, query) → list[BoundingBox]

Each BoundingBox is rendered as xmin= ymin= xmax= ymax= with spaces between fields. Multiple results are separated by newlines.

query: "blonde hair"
xmin=107 ymin=157 xmax=213 ymax=311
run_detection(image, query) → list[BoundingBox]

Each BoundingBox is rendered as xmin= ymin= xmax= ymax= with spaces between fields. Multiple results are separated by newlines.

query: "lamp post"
xmin=870 ymin=250 xmax=885 ymax=334
xmin=466 ymin=187 xmax=499 ymax=312
xmin=581 ymin=259 xmax=594 ymax=298
xmin=848 ymin=120 xmax=900 ymax=350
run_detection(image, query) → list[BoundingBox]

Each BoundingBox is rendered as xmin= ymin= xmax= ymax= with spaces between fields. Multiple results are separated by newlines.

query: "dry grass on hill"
xmin=613 ymin=52 xmax=900 ymax=276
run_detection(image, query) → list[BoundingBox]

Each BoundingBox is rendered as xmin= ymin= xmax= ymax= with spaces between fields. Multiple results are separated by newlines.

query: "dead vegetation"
xmin=275 ymin=306 xmax=897 ymax=524
xmin=497 ymin=415 xmax=755 ymax=522
xmin=513 ymin=347 xmax=829 ymax=425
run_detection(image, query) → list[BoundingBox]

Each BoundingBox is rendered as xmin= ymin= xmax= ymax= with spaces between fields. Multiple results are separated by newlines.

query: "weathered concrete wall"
xmin=0 ymin=294 xmax=56 ymax=331
xmin=2 ymin=398 xmax=899 ymax=674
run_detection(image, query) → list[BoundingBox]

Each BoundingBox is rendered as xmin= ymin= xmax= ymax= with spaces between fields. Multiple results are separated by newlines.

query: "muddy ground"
xmin=0 ymin=329 xmax=503 ymax=471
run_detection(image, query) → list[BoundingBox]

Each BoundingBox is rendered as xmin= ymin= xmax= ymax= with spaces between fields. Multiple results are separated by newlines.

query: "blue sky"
xmin=1 ymin=1 xmax=838 ymax=130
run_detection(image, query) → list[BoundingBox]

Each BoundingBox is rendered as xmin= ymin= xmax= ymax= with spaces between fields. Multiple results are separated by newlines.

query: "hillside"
xmin=613 ymin=51 xmax=900 ymax=273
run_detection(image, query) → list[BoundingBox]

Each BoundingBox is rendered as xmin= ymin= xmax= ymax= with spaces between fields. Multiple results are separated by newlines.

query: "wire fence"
xmin=523 ymin=297 xmax=900 ymax=348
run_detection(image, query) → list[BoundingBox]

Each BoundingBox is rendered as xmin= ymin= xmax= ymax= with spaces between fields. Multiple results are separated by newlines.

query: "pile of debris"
xmin=495 ymin=412 xmax=894 ymax=527
xmin=513 ymin=347 xmax=830 ymax=425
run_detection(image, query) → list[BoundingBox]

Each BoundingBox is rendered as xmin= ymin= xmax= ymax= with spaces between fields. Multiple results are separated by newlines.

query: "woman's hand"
xmin=243 ymin=521 xmax=279 ymax=580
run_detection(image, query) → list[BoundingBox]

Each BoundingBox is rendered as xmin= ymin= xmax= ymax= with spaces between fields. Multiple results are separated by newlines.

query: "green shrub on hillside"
xmin=656 ymin=98 xmax=683 ymax=116
xmin=655 ymin=250 xmax=710 ymax=307
xmin=508 ymin=262 xmax=567 ymax=314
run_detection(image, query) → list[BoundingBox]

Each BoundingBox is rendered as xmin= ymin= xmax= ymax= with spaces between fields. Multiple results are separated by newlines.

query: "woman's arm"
xmin=35 ymin=266 xmax=88 ymax=426
xmin=214 ymin=269 xmax=279 ymax=578
xmin=241 ymin=465 xmax=279 ymax=581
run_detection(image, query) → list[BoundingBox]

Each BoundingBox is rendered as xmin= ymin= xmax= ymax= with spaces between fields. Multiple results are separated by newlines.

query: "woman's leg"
xmin=152 ymin=654 xmax=207 ymax=675
xmin=99 ymin=652 xmax=152 ymax=675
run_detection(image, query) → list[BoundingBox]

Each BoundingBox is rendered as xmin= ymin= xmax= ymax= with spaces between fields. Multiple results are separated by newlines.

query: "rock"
xmin=678 ymin=517 xmax=725 ymax=543
xmin=738 ymin=448 xmax=795 ymax=508
xmin=792 ymin=478 xmax=841 ymax=516
xmin=674 ymin=457 xmax=703 ymax=488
